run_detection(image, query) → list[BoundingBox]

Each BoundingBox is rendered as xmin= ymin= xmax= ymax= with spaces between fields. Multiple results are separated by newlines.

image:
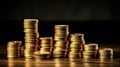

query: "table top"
xmin=0 ymin=58 xmax=120 ymax=67
xmin=0 ymin=44 xmax=120 ymax=67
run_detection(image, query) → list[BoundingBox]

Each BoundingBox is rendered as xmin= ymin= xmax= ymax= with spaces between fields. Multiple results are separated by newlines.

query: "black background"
xmin=0 ymin=0 xmax=120 ymax=45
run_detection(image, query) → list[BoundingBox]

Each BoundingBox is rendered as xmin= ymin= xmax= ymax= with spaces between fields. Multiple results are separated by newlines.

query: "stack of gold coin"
xmin=54 ymin=25 xmax=69 ymax=41
xmin=53 ymin=25 xmax=69 ymax=58
xmin=83 ymin=43 xmax=98 ymax=58
xmin=39 ymin=37 xmax=53 ymax=58
xmin=23 ymin=19 xmax=39 ymax=59
xmin=34 ymin=51 xmax=50 ymax=60
xmin=99 ymin=48 xmax=113 ymax=59
xmin=68 ymin=33 xmax=85 ymax=59
xmin=7 ymin=41 xmax=22 ymax=59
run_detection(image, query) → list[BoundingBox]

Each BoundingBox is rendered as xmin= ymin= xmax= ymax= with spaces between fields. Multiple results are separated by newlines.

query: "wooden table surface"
xmin=0 ymin=58 xmax=120 ymax=67
xmin=0 ymin=44 xmax=120 ymax=67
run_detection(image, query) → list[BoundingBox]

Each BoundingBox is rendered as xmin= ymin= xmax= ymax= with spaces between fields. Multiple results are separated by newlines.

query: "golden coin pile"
xmin=68 ymin=33 xmax=85 ymax=59
xmin=23 ymin=19 xmax=39 ymax=59
xmin=6 ymin=19 xmax=115 ymax=60
xmin=7 ymin=41 xmax=22 ymax=59
xmin=83 ymin=43 xmax=98 ymax=58
xmin=53 ymin=25 xmax=69 ymax=58
xmin=99 ymin=48 xmax=113 ymax=59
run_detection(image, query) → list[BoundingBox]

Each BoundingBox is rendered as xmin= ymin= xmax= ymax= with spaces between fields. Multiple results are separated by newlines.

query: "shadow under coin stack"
xmin=7 ymin=41 xmax=22 ymax=59
xmin=53 ymin=25 xmax=69 ymax=58
xmin=23 ymin=19 xmax=39 ymax=59
xmin=99 ymin=48 xmax=113 ymax=59
xmin=83 ymin=43 xmax=98 ymax=58
xmin=69 ymin=33 xmax=85 ymax=59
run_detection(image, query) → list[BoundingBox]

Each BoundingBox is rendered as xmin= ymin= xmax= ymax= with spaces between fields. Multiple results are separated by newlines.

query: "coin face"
xmin=24 ymin=19 xmax=38 ymax=23
xmin=70 ymin=33 xmax=84 ymax=41
xmin=55 ymin=25 xmax=69 ymax=31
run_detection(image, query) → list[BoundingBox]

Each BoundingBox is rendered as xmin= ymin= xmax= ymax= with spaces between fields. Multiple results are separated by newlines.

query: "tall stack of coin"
xmin=23 ymin=19 xmax=39 ymax=59
xmin=99 ymin=48 xmax=113 ymax=59
xmin=7 ymin=41 xmax=22 ymax=59
xmin=83 ymin=43 xmax=98 ymax=58
xmin=39 ymin=37 xmax=53 ymax=58
xmin=53 ymin=25 xmax=69 ymax=58
xmin=68 ymin=33 xmax=85 ymax=59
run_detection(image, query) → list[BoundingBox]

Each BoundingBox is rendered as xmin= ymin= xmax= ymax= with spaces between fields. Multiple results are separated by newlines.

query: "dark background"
xmin=0 ymin=0 xmax=120 ymax=20
xmin=0 ymin=0 xmax=120 ymax=45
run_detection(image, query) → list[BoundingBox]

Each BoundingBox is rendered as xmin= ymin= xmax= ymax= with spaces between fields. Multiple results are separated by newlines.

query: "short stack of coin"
xmin=23 ymin=19 xmax=39 ymax=59
xmin=7 ymin=41 xmax=22 ymax=59
xmin=83 ymin=43 xmax=98 ymax=58
xmin=99 ymin=48 xmax=113 ymax=59
xmin=39 ymin=37 xmax=53 ymax=58
xmin=68 ymin=33 xmax=85 ymax=59
xmin=53 ymin=25 xmax=69 ymax=58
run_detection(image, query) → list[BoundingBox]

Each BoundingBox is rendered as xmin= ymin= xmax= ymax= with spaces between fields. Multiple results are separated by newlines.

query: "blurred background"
xmin=0 ymin=0 xmax=120 ymax=45
xmin=0 ymin=0 xmax=120 ymax=20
